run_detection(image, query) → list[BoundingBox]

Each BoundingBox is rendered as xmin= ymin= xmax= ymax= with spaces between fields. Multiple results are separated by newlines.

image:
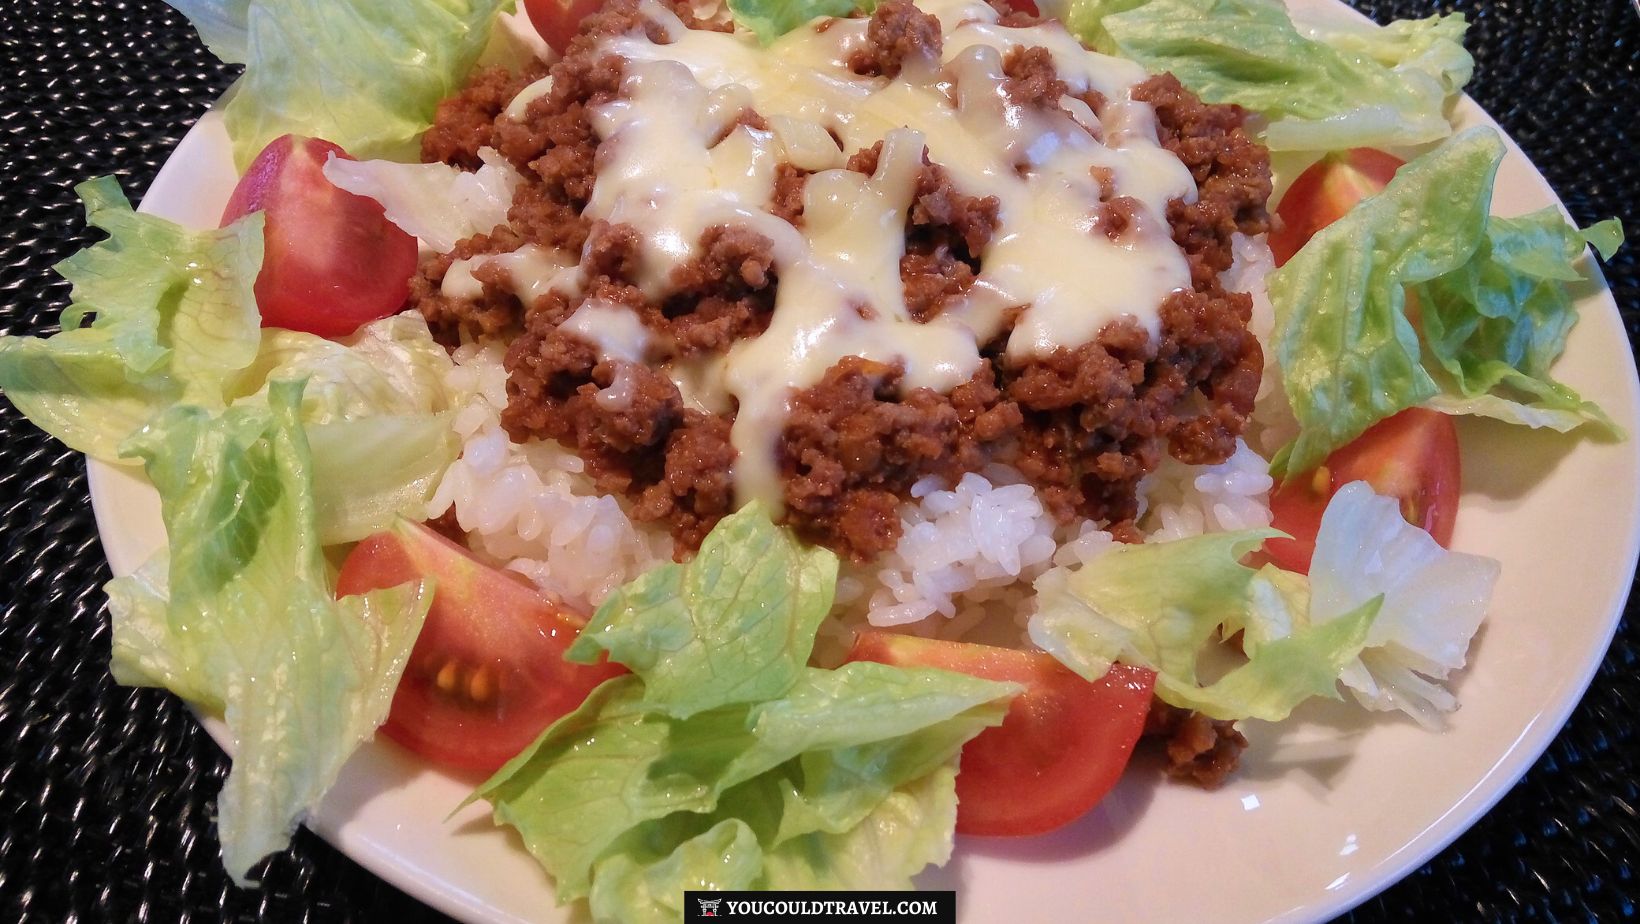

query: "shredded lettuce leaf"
xmin=229 ymin=314 xmax=456 ymax=422
xmin=587 ymin=818 xmax=765 ymax=924
xmin=475 ymin=510 xmax=1013 ymax=922
xmin=1029 ymin=530 xmax=1378 ymax=721
xmin=223 ymin=315 xmax=462 ymax=543
xmin=0 ymin=178 xmax=461 ymax=883
xmin=0 ymin=177 xmax=264 ymax=462
xmin=166 ymin=0 xmax=516 ymax=169
xmin=759 ymin=760 xmax=960 ymax=890
xmin=1268 ymin=127 xmax=1500 ymax=476
xmin=323 ymin=149 xmax=523 ymax=253
xmin=1064 ymin=0 xmax=1472 ymax=151
xmin=473 ymin=666 xmax=1009 ymax=919
xmin=1032 ymin=482 xmax=1499 ymax=727
xmin=107 ymin=379 xmax=431 ymax=883
xmin=582 ymin=763 xmax=961 ymax=924
xmin=1270 ymin=127 xmax=1623 ymax=476
xmin=725 ymin=0 xmax=873 ymax=44
xmin=566 ymin=503 xmax=839 ymax=719
xmin=304 ymin=414 xmax=459 ymax=545
xmin=1414 ymin=210 xmax=1624 ymax=434
xmin=1308 ymin=482 xmax=1499 ymax=727
xmin=0 ymin=178 xmax=464 ymax=527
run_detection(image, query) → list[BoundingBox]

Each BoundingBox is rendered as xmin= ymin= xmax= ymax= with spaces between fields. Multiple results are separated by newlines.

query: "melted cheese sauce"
xmin=499 ymin=0 xmax=1197 ymax=508
xmin=443 ymin=244 xmax=578 ymax=304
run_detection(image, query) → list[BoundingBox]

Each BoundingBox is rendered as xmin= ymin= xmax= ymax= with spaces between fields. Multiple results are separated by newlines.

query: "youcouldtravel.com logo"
xmin=683 ymin=891 xmax=956 ymax=922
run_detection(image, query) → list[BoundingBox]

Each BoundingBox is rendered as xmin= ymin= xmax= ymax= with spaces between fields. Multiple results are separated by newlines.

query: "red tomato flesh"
xmin=222 ymin=134 xmax=418 ymax=338
xmin=1269 ymin=148 xmax=1405 ymax=266
xmin=845 ymin=631 xmax=1155 ymax=837
xmin=524 ymin=0 xmax=606 ymax=54
xmin=336 ymin=521 xmax=624 ymax=772
xmin=1267 ymin=408 xmax=1461 ymax=574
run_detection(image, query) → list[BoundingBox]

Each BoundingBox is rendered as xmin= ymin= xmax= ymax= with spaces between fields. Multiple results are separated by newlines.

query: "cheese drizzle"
xmin=459 ymin=0 xmax=1197 ymax=509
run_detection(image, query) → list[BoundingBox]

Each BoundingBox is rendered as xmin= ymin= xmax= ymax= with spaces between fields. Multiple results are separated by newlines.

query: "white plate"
xmin=85 ymin=1 xmax=1640 ymax=921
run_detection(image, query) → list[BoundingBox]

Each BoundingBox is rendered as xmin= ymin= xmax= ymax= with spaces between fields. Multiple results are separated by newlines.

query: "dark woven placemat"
xmin=0 ymin=1 xmax=1634 ymax=921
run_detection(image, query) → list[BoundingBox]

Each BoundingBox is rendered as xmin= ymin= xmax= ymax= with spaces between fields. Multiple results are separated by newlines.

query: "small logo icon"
xmin=697 ymin=897 xmax=722 ymax=917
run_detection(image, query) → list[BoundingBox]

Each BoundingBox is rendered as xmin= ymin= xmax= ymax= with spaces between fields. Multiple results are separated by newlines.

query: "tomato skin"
xmin=845 ymin=631 xmax=1155 ymax=837
xmin=523 ymin=0 xmax=605 ymax=54
xmin=1267 ymin=149 xmax=1455 ymax=570
xmin=1267 ymin=408 xmax=1461 ymax=573
xmin=336 ymin=521 xmax=624 ymax=772
xmin=1269 ymin=148 xmax=1405 ymax=266
xmin=222 ymin=135 xmax=418 ymax=338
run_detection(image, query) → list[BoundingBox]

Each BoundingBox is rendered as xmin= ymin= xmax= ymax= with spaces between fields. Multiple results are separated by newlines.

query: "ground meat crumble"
xmin=413 ymin=0 xmax=1270 ymax=562
xmin=1142 ymin=700 xmax=1250 ymax=787
xmin=847 ymin=0 xmax=943 ymax=78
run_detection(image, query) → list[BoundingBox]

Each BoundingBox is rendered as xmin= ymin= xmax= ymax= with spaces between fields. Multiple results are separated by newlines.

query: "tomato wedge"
xmin=1267 ymin=408 xmax=1461 ymax=574
xmin=222 ymin=134 xmax=418 ymax=338
xmin=845 ymin=631 xmax=1154 ymax=837
xmin=1269 ymin=148 xmax=1405 ymax=266
xmin=336 ymin=521 xmax=624 ymax=772
xmin=523 ymin=0 xmax=605 ymax=54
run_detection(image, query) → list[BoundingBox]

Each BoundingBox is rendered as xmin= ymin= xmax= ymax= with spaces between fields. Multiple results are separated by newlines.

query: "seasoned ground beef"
xmin=1135 ymin=73 xmax=1273 ymax=286
xmin=779 ymin=358 xmax=1000 ymax=557
xmin=634 ymin=412 xmax=739 ymax=550
xmin=411 ymin=226 xmax=530 ymax=345
xmin=849 ymin=141 xmax=1000 ymax=325
xmin=502 ymin=328 xmax=682 ymax=479
xmin=415 ymin=0 xmax=1269 ymax=559
xmin=659 ymin=225 xmax=779 ymax=355
xmin=848 ymin=0 xmax=943 ymax=78
xmin=1142 ymin=701 xmax=1249 ymax=788
xmin=1094 ymin=195 xmax=1143 ymax=241
xmin=422 ymin=65 xmax=546 ymax=170
xmin=987 ymin=0 xmax=1044 ymax=27
xmin=1002 ymin=46 xmax=1069 ymax=110
xmin=770 ymin=163 xmax=811 ymax=226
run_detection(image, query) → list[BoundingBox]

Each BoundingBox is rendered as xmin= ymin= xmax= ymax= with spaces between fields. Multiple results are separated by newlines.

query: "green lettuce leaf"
xmin=759 ymin=760 xmax=960 ymax=889
xmin=0 ymin=177 xmax=263 ymax=462
xmin=166 ymin=0 xmax=515 ymax=169
xmin=588 ymin=819 xmax=765 ymax=924
xmin=228 ymin=315 xmax=461 ymax=543
xmin=305 ymin=414 xmax=458 ymax=545
xmin=1268 ymin=127 xmax=1503 ymax=477
xmin=1155 ymin=595 xmax=1379 ymax=720
xmin=1029 ymin=529 xmax=1379 ymax=721
xmin=1270 ymin=128 xmax=1623 ymax=475
xmin=229 ymin=314 xmax=455 ymax=421
xmin=726 ymin=0 xmax=872 ymax=44
xmin=1067 ymin=0 xmax=1472 ymax=150
xmin=752 ymin=662 xmax=1009 ymax=843
xmin=107 ymin=379 xmax=431 ymax=883
xmin=584 ymin=761 xmax=959 ymax=924
xmin=1412 ymin=211 xmax=1624 ymax=435
xmin=567 ymin=503 xmax=839 ymax=719
xmin=473 ymin=676 xmax=757 ymax=901
xmin=1422 ymin=392 xmax=1597 ymax=433
xmin=472 ymin=662 xmax=1009 ymax=909
xmin=1030 ymin=481 xmax=1499 ymax=728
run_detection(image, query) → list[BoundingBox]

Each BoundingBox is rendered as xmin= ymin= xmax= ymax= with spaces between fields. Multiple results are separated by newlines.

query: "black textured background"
xmin=0 ymin=1 xmax=1635 ymax=921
